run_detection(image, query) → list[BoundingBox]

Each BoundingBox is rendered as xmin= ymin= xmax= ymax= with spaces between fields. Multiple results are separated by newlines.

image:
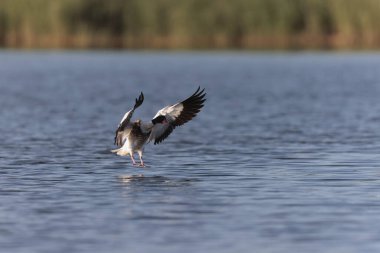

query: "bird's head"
xmin=152 ymin=115 xmax=166 ymax=125
xmin=135 ymin=119 xmax=142 ymax=125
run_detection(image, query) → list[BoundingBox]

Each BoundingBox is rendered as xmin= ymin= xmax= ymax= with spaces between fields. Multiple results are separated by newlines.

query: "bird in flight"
xmin=112 ymin=87 xmax=206 ymax=167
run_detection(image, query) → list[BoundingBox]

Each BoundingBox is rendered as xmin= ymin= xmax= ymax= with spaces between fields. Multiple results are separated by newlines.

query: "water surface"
xmin=1 ymin=51 xmax=380 ymax=253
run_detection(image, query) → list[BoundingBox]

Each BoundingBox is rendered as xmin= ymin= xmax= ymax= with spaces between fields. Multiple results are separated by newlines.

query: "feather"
xmin=149 ymin=87 xmax=206 ymax=144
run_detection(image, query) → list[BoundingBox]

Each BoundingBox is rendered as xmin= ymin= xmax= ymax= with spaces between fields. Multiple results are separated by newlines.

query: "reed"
xmin=1 ymin=0 xmax=380 ymax=49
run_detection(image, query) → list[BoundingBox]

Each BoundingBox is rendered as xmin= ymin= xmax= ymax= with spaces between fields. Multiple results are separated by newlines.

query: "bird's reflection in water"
xmin=119 ymin=174 xmax=145 ymax=183
xmin=118 ymin=174 xmax=194 ymax=187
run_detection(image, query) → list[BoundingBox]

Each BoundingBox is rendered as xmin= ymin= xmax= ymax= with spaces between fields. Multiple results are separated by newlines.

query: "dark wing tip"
xmin=134 ymin=92 xmax=144 ymax=109
xmin=173 ymin=86 xmax=206 ymax=126
xmin=187 ymin=86 xmax=206 ymax=102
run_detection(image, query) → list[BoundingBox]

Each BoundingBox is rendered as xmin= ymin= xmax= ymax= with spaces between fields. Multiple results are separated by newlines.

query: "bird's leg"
xmin=137 ymin=151 xmax=145 ymax=167
xmin=129 ymin=153 xmax=137 ymax=166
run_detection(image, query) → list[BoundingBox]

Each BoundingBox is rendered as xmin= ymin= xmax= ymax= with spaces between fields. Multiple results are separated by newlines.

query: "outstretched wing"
xmin=149 ymin=87 xmax=206 ymax=145
xmin=114 ymin=92 xmax=144 ymax=146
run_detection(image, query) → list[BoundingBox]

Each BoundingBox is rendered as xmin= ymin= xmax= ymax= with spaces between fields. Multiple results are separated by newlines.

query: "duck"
xmin=112 ymin=87 xmax=206 ymax=167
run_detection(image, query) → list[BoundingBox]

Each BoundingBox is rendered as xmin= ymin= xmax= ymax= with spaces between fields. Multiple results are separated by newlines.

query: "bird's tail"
xmin=111 ymin=148 xmax=130 ymax=156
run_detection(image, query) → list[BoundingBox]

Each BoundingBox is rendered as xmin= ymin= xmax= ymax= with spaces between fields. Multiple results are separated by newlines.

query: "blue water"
xmin=1 ymin=51 xmax=380 ymax=253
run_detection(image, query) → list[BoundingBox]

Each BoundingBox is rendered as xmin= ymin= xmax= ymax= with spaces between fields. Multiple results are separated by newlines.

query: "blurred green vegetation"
xmin=1 ymin=0 xmax=380 ymax=49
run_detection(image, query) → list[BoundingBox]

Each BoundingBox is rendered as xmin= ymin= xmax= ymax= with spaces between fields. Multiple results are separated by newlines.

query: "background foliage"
xmin=1 ymin=0 xmax=380 ymax=49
